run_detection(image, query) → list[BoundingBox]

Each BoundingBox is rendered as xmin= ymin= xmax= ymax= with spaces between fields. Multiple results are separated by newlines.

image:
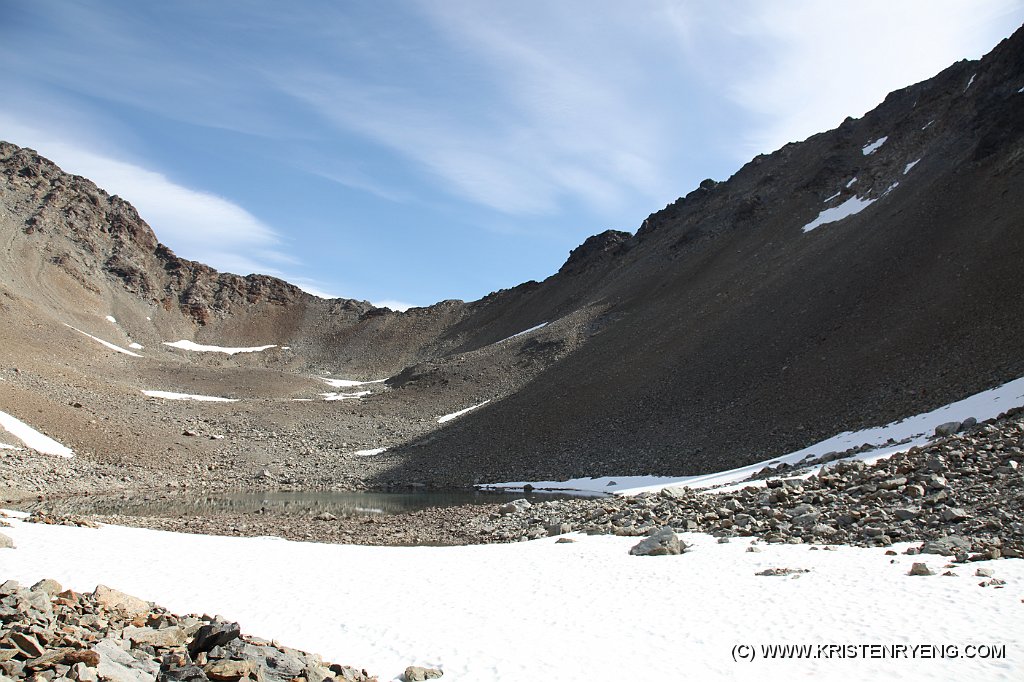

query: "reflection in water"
xmin=15 ymin=489 xmax=585 ymax=518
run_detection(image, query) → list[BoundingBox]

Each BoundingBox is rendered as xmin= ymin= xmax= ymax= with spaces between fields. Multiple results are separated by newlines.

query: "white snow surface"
xmin=163 ymin=340 xmax=277 ymax=355
xmin=966 ymin=73 xmax=976 ymax=90
xmin=321 ymin=391 xmax=371 ymax=401
xmin=1019 ymin=86 xmax=1024 ymax=94
xmin=0 ymin=519 xmax=1020 ymax=681
xmin=142 ymin=390 xmax=238 ymax=403
xmin=861 ymin=136 xmax=888 ymax=155
xmin=904 ymin=159 xmax=921 ymax=174
xmin=105 ymin=315 xmax=117 ymax=324
xmin=489 ymin=374 xmax=1024 ymax=497
xmin=66 ymin=325 xmax=143 ymax=357
xmin=922 ymin=120 xmax=935 ymax=130
xmin=802 ymin=195 xmax=876 ymax=232
xmin=437 ymin=400 xmax=491 ymax=423
xmin=0 ymin=410 xmax=74 ymax=457
xmin=823 ymin=190 xmax=841 ymax=203
xmin=128 ymin=342 xmax=144 ymax=350
xmin=0 ymin=443 xmax=20 ymax=451
xmin=353 ymin=448 xmax=388 ymax=457
xmin=496 ymin=322 xmax=548 ymax=344
xmin=321 ymin=377 xmax=388 ymax=388
xmin=845 ymin=177 xmax=858 ymax=188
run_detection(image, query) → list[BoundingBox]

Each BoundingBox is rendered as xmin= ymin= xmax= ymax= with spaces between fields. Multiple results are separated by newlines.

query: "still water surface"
xmin=18 ymin=489 xmax=587 ymax=518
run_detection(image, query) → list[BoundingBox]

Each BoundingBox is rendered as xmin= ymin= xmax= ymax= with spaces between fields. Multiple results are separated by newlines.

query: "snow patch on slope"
xmin=904 ymin=159 xmax=921 ymax=174
xmin=0 ymin=411 xmax=74 ymax=457
xmin=66 ymin=325 xmax=142 ymax=357
xmin=802 ymin=195 xmax=876 ymax=232
xmin=142 ymin=391 xmax=238 ymax=403
xmin=163 ymin=340 xmax=277 ymax=355
xmin=862 ymin=136 xmax=888 ymax=155
xmin=321 ymin=378 xmax=388 ymax=388
xmin=438 ymin=400 xmax=491 ymax=424
xmin=496 ymin=323 xmax=548 ymax=344
xmin=321 ymin=391 xmax=371 ymax=402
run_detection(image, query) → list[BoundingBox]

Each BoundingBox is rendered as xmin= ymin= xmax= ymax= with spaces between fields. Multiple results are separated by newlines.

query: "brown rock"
xmin=63 ymin=650 xmax=101 ymax=667
xmin=204 ymin=659 xmax=254 ymax=681
xmin=10 ymin=632 xmax=45 ymax=658
xmin=91 ymin=585 xmax=151 ymax=617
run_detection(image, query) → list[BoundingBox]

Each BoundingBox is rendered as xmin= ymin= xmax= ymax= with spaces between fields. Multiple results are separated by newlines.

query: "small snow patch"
xmin=438 ymin=400 xmax=491 ymax=423
xmin=1018 ymin=86 xmax=1024 ymax=94
xmin=66 ymin=325 xmax=142 ymax=357
xmin=882 ymin=182 xmax=900 ymax=196
xmin=128 ymin=342 xmax=144 ymax=350
xmin=922 ymin=120 xmax=934 ymax=130
xmin=0 ymin=410 xmax=74 ymax=457
xmin=861 ymin=136 xmax=888 ymax=155
xmin=802 ymin=195 xmax=876 ymax=233
xmin=845 ymin=177 xmax=857 ymax=188
xmin=163 ymin=340 xmax=277 ymax=355
xmin=321 ymin=391 xmax=371 ymax=401
xmin=0 ymin=443 xmax=22 ymax=451
xmin=823 ymin=190 xmax=841 ymax=203
xmin=965 ymin=73 xmax=976 ymax=91
xmin=904 ymin=159 xmax=920 ymax=174
xmin=497 ymin=323 xmax=548 ymax=344
xmin=291 ymin=398 xmax=313 ymax=402
xmin=105 ymin=315 xmax=117 ymax=324
xmin=142 ymin=390 xmax=238 ymax=402
xmin=321 ymin=377 xmax=387 ymax=388
xmin=354 ymin=448 xmax=388 ymax=457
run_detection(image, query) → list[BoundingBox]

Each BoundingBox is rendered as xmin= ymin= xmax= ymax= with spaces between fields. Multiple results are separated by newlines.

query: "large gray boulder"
xmin=629 ymin=526 xmax=684 ymax=556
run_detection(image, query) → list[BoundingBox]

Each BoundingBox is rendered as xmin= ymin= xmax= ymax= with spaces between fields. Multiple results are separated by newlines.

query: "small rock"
xmin=404 ymin=666 xmax=443 ymax=681
xmin=909 ymin=562 xmax=934 ymax=576
xmin=975 ymin=567 xmax=995 ymax=578
xmin=554 ymin=537 xmax=576 ymax=544
xmin=0 ymin=533 xmax=14 ymax=549
xmin=934 ymin=421 xmax=961 ymax=437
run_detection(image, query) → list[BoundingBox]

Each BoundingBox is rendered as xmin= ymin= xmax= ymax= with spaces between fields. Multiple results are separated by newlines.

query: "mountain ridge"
xmin=1 ymin=25 xmax=1023 ymax=488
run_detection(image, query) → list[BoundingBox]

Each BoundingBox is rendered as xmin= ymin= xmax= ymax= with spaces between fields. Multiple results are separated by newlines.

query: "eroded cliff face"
xmin=1 ymin=27 xmax=1023 ymax=485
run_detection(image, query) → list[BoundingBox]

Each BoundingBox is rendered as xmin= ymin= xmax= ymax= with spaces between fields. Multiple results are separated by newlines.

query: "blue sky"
xmin=2 ymin=1 xmax=1022 ymax=309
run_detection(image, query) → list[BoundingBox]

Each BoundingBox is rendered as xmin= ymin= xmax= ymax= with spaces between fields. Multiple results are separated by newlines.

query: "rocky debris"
xmin=25 ymin=511 xmax=100 ymax=528
xmin=908 ymin=562 xmax=934 ymax=576
xmin=0 ymin=578 xmax=377 ymax=682
xmin=755 ymin=568 xmax=810 ymax=577
xmin=403 ymin=665 xmax=443 ymax=681
xmin=629 ymin=527 xmax=684 ymax=556
xmin=470 ymin=410 xmax=1024 ymax=556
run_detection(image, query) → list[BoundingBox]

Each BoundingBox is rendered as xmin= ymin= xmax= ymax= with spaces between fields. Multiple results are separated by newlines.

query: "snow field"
xmin=0 ymin=519 xmax=1020 ymax=681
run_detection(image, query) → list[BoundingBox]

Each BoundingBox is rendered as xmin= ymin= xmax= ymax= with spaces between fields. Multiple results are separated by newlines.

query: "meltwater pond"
xmin=17 ymin=489 xmax=588 ymax=518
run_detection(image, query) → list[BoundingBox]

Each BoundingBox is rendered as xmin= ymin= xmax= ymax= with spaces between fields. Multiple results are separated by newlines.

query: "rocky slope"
xmin=1 ymin=26 xmax=1023 ymax=488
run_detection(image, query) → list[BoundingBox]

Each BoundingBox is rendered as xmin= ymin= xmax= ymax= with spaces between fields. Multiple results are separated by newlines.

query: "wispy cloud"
xmin=0 ymin=112 xmax=290 ymax=278
xmin=270 ymin=2 xmax=675 ymax=217
xmin=671 ymin=0 xmax=1024 ymax=158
